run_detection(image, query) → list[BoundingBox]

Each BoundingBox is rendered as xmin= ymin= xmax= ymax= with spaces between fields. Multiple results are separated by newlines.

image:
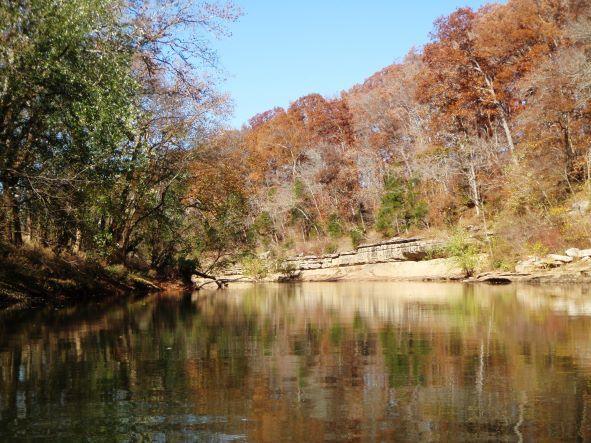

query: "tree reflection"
xmin=1 ymin=283 xmax=591 ymax=440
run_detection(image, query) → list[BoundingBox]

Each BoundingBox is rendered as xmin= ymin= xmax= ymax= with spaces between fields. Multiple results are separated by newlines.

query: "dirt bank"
xmin=0 ymin=244 xmax=161 ymax=309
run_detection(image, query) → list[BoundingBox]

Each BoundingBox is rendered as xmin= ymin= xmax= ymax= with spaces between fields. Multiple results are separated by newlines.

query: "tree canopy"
xmin=2 ymin=0 xmax=591 ymax=275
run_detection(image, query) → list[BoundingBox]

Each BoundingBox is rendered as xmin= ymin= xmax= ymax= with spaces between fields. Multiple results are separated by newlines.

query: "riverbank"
xmin=470 ymin=258 xmax=591 ymax=284
xmin=191 ymin=237 xmax=461 ymax=288
xmin=194 ymin=237 xmax=591 ymax=288
xmin=5 ymin=237 xmax=591 ymax=310
xmin=0 ymin=244 xmax=161 ymax=310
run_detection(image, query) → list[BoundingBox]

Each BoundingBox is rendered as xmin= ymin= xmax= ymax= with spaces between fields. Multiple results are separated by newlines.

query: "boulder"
xmin=579 ymin=249 xmax=591 ymax=258
xmin=566 ymin=248 xmax=581 ymax=258
xmin=546 ymin=254 xmax=573 ymax=263
xmin=515 ymin=257 xmax=544 ymax=273
xmin=570 ymin=200 xmax=590 ymax=215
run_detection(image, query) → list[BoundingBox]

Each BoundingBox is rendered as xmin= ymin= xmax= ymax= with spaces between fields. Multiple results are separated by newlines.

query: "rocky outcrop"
xmin=282 ymin=237 xmax=441 ymax=271
xmin=215 ymin=237 xmax=466 ymax=284
xmin=471 ymin=248 xmax=591 ymax=284
xmin=281 ymin=258 xmax=464 ymax=282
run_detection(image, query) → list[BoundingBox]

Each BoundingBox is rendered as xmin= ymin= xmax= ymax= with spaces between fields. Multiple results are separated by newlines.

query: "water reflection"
xmin=1 ymin=282 xmax=591 ymax=441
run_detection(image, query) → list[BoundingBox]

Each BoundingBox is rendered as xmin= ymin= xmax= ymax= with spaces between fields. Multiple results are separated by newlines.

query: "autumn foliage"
xmin=3 ymin=0 xmax=591 ymax=276
xmin=205 ymin=0 xmax=591 ymax=259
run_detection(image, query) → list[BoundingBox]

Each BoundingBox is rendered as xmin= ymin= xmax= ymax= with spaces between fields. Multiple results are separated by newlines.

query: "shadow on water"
xmin=2 ymin=282 xmax=591 ymax=441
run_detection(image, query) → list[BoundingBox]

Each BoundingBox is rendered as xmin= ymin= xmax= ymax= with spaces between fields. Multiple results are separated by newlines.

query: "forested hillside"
xmin=2 ymin=0 xmax=591 ymax=287
xmin=204 ymin=0 xmax=591 ymax=269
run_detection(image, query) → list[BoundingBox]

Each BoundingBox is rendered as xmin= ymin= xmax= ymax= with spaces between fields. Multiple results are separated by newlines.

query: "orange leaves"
xmin=247 ymin=107 xmax=285 ymax=130
xmin=288 ymin=94 xmax=354 ymax=146
xmin=199 ymin=0 xmax=591 ymax=241
xmin=244 ymin=107 xmax=307 ymax=181
xmin=186 ymin=131 xmax=248 ymax=210
xmin=472 ymin=0 xmax=560 ymax=91
xmin=417 ymin=7 xmax=494 ymax=135
xmin=243 ymin=93 xmax=355 ymax=185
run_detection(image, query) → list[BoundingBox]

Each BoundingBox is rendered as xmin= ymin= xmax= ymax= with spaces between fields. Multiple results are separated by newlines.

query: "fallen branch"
xmin=193 ymin=270 xmax=229 ymax=290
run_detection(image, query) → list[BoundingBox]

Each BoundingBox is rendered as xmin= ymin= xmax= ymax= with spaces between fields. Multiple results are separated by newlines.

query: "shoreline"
xmin=197 ymin=238 xmax=591 ymax=288
xmin=0 ymin=245 xmax=164 ymax=311
xmin=5 ymin=237 xmax=591 ymax=311
xmin=4 ymin=269 xmax=591 ymax=312
xmin=199 ymin=266 xmax=591 ymax=290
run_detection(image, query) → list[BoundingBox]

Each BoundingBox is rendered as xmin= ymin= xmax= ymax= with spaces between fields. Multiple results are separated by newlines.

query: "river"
xmin=1 ymin=282 xmax=591 ymax=441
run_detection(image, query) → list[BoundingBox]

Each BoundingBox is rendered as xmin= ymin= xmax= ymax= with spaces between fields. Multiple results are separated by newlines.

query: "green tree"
xmin=376 ymin=175 xmax=428 ymax=237
xmin=326 ymin=214 xmax=343 ymax=239
xmin=0 ymin=0 xmax=136 ymax=246
xmin=0 ymin=0 xmax=239 ymax=277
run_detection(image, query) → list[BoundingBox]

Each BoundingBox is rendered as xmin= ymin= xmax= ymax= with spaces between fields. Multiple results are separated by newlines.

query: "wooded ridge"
xmin=1 ymin=0 xmax=591 ymax=300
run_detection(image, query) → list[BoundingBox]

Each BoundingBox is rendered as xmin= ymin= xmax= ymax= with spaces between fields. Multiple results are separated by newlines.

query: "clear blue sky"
xmin=213 ymin=0 xmax=492 ymax=128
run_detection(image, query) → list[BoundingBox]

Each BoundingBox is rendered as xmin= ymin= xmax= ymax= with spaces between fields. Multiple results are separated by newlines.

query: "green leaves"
xmin=376 ymin=175 xmax=428 ymax=237
xmin=0 ymin=0 xmax=139 ymax=248
xmin=1 ymin=0 xmax=137 ymax=172
xmin=444 ymin=228 xmax=481 ymax=276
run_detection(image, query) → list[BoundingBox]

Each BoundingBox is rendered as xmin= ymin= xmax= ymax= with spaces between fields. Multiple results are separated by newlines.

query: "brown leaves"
xmin=198 ymin=0 xmax=591 ymax=243
xmin=186 ymin=132 xmax=247 ymax=211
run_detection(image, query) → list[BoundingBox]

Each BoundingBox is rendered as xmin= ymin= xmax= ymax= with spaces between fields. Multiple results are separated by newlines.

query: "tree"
xmin=0 ymin=0 xmax=137 ymax=246
xmin=185 ymin=136 xmax=252 ymax=271
xmin=0 ymin=0 xmax=240 ymax=276
xmin=99 ymin=0 xmax=238 ymax=264
xmin=375 ymin=175 xmax=428 ymax=237
xmin=517 ymin=46 xmax=590 ymax=185
xmin=352 ymin=55 xmax=426 ymax=157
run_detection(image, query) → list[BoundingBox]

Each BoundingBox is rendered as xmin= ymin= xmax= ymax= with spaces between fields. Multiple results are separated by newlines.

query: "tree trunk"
xmin=359 ymin=203 xmax=366 ymax=231
xmin=73 ymin=228 xmax=82 ymax=253
xmin=563 ymin=121 xmax=576 ymax=182
xmin=500 ymin=114 xmax=516 ymax=158
xmin=2 ymin=180 xmax=22 ymax=246
xmin=586 ymin=146 xmax=591 ymax=192
xmin=193 ymin=270 xmax=228 ymax=290
xmin=475 ymin=63 xmax=517 ymax=161
xmin=468 ymin=161 xmax=481 ymax=216
xmin=118 ymin=228 xmax=132 ymax=265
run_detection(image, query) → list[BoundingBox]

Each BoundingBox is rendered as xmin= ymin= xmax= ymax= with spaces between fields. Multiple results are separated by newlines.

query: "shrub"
xmin=326 ymin=214 xmax=343 ymax=239
xmin=105 ymin=264 xmax=128 ymax=280
xmin=425 ymin=245 xmax=446 ymax=260
xmin=487 ymin=237 xmax=517 ymax=271
xmin=527 ymin=240 xmax=549 ymax=258
xmin=493 ymin=209 xmax=565 ymax=259
xmin=241 ymin=256 xmax=269 ymax=279
xmin=444 ymin=229 xmax=481 ymax=276
xmin=275 ymin=259 xmax=297 ymax=278
xmin=324 ymin=242 xmax=338 ymax=254
xmin=349 ymin=227 xmax=365 ymax=249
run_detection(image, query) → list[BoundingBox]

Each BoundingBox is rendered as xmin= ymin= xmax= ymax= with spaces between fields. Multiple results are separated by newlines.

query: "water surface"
xmin=2 ymin=282 xmax=591 ymax=441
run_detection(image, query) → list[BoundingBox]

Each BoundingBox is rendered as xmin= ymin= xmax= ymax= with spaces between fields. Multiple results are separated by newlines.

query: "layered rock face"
xmin=283 ymin=237 xmax=441 ymax=271
xmin=198 ymin=238 xmax=591 ymax=288
xmin=212 ymin=238 xmax=465 ymax=285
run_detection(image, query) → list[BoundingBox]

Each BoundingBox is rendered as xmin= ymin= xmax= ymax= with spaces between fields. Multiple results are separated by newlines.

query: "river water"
xmin=1 ymin=282 xmax=591 ymax=441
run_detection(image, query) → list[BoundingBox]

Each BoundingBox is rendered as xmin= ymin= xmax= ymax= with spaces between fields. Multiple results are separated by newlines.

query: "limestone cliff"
xmin=212 ymin=237 xmax=465 ymax=285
